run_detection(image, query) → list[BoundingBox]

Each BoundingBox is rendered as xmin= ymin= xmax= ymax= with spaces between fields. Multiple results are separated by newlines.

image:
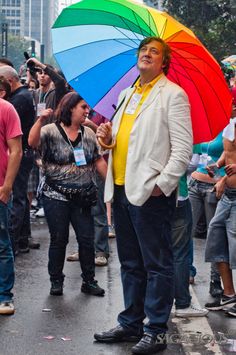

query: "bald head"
xmin=0 ymin=65 xmax=21 ymax=92
xmin=0 ymin=65 xmax=19 ymax=81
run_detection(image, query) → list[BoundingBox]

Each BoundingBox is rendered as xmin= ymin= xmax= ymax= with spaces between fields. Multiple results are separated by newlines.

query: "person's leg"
xmin=205 ymin=194 xmax=236 ymax=309
xmin=188 ymin=179 xmax=204 ymax=278
xmin=172 ymin=200 xmax=192 ymax=309
xmin=217 ymin=262 xmax=235 ymax=295
xmin=92 ymin=176 xmax=109 ymax=260
xmin=0 ymin=201 xmax=14 ymax=303
xmin=223 ymin=196 xmax=236 ymax=295
xmin=43 ymin=196 xmax=70 ymax=284
xmin=129 ymin=192 xmax=176 ymax=335
xmin=70 ymin=204 xmax=95 ymax=282
xmin=9 ymin=154 xmax=33 ymax=254
xmin=113 ymin=186 xmax=146 ymax=334
xmin=204 ymin=188 xmax=221 ymax=288
xmin=70 ymin=203 xmax=104 ymax=296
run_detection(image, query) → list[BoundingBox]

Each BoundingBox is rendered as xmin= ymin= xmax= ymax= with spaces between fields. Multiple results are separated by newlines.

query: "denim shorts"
xmin=205 ymin=188 xmax=236 ymax=269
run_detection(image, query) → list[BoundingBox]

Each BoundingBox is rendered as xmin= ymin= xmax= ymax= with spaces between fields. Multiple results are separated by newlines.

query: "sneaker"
xmin=35 ymin=207 xmax=45 ymax=218
xmin=50 ymin=280 xmax=63 ymax=296
xmin=0 ymin=301 xmax=15 ymax=315
xmin=205 ymin=294 xmax=236 ymax=310
xmin=209 ymin=280 xmax=223 ymax=298
xmin=81 ymin=280 xmax=105 ymax=296
xmin=95 ymin=256 xmax=108 ymax=266
xmin=108 ymin=224 xmax=116 ymax=238
xmin=66 ymin=252 xmax=79 ymax=262
xmin=175 ymin=304 xmax=209 ymax=317
xmin=225 ymin=304 xmax=236 ymax=317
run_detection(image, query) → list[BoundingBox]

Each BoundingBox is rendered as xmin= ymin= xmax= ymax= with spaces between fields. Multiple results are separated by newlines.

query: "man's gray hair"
xmin=0 ymin=65 xmax=19 ymax=81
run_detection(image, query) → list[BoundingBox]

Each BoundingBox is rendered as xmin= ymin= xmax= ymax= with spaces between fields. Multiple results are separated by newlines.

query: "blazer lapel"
xmin=136 ymin=75 xmax=167 ymax=117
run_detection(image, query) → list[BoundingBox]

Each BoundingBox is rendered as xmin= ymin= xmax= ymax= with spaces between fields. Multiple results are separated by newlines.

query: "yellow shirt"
xmin=112 ymin=74 xmax=163 ymax=185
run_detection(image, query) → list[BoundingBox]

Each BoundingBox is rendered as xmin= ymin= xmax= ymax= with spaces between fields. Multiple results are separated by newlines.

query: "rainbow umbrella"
xmin=52 ymin=0 xmax=232 ymax=144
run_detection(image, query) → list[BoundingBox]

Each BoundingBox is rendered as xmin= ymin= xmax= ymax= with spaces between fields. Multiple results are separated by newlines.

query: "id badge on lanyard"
xmin=125 ymin=93 xmax=142 ymax=114
xmin=73 ymin=147 xmax=87 ymax=166
xmin=37 ymin=102 xmax=46 ymax=117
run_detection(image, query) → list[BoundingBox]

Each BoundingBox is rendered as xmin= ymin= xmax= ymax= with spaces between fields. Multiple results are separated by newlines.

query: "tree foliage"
xmin=160 ymin=0 xmax=236 ymax=61
xmin=0 ymin=28 xmax=30 ymax=72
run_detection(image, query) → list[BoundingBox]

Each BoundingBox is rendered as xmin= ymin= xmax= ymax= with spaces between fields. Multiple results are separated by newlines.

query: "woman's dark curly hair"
xmin=0 ymin=76 xmax=11 ymax=100
xmin=55 ymin=91 xmax=83 ymax=126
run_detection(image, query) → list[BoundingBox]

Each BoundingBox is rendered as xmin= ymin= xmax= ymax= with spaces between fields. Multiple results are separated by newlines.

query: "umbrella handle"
xmin=98 ymin=137 xmax=116 ymax=150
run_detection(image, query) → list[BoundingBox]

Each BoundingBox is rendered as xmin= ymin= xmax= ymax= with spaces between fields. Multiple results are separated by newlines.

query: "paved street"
xmin=0 ymin=216 xmax=235 ymax=355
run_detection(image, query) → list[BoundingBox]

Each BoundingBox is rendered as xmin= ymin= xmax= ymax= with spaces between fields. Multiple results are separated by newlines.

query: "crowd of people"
xmin=0 ymin=36 xmax=236 ymax=355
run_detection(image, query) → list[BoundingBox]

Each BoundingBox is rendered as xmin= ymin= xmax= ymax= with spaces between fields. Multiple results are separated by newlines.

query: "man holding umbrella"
xmin=94 ymin=37 xmax=192 ymax=354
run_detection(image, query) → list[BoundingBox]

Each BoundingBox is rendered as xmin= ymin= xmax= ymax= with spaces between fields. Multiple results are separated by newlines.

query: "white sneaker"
xmin=0 ymin=301 xmax=15 ymax=315
xmin=175 ymin=304 xmax=209 ymax=317
xmin=108 ymin=225 xmax=116 ymax=238
xmin=95 ymin=256 xmax=108 ymax=266
xmin=35 ymin=207 xmax=45 ymax=218
xmin=66 ymin=252 xmax=79 ymax=262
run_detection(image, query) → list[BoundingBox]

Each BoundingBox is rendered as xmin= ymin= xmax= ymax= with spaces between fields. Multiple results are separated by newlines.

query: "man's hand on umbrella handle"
xmin=97 ymin=122 xmax=115 ymax=149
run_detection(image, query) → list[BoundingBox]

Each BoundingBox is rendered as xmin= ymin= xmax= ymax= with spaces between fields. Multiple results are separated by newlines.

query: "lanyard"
xmin=61 ymin=125 xmax=84 ymax=150
xmin=39 ymin=90 xmax=49 ymax=103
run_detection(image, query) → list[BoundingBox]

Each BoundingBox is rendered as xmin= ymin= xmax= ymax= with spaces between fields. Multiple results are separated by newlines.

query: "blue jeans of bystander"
xmin=0 ymin=200 xmax=14 ymax=302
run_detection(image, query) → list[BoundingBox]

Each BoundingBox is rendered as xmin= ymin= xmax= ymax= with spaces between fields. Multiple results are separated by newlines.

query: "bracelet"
xmin=97 ymin=137 xmax=116 ymax=150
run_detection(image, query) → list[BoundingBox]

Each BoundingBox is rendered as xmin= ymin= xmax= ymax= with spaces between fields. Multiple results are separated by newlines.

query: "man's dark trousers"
xmin=113 ymin=185 xmax=176 ymax=336
xmin=9 ymin=151 xmax=34 ymax=253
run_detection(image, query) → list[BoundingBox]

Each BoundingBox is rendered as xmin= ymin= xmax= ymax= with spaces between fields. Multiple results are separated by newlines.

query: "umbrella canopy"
xmin=52 ymin=0 xmax=232 ymax=144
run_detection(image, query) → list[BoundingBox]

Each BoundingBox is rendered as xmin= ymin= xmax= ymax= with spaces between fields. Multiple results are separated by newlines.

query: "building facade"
xmin=1 ymin=0 xmax=59 ymax=58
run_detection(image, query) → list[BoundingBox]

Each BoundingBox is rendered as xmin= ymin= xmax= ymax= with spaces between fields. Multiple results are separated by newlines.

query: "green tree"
xmin=0 ymin=31 xmax=30 ymax=71
xmin=160 ymin=0 xmax=236 ymax=61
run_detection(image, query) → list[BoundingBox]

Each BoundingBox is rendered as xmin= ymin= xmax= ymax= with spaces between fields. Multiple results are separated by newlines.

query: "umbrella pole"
xmin=98 ymin=76 xmax=140 ymax=150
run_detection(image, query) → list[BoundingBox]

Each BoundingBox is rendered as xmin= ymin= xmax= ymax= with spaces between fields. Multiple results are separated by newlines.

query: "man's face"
xmin=137 ymin=40 xmax=165 ymax=77
xmin=37 ymin=69 xmax=51 ymax=87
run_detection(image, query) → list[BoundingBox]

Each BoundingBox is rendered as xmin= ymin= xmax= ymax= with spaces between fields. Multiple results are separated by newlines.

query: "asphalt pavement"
xmin=0 ymin=216 xmax=235 ymax=355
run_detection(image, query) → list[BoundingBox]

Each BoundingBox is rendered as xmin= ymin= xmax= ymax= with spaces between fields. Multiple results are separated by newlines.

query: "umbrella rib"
xmin=68 ymin=48 xmax=136 ymax=84
xmin=93 ymin=65 xmax=138 ymax=110
xmin=171 ymin=51 xmax=229 ymax=132
xmin=114 ymin=26 xmax=142 ymax=47
xmin=146 ymin=8 xmax=158 ymax=36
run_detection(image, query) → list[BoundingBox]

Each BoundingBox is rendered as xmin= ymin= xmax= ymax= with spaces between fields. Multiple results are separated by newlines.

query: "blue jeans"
xmin=113 ymin=185 xmax=175 ymax=335
xmin=92 ymin=175 xmax=109 ymax=257
xmin=0 ymin=201 xmax=14 ymax=302
xmin=205 ymin=189 xmax=236 ymax=269
xmin=9 ymin=153 xmax=33 ymax=252
xmin=188 ymin=178 xmax=220 ymax=282
xmin=43 ymin=196 xmax=95 ymax=283
xmin=172 ymin=199 xmax=192 ymax=309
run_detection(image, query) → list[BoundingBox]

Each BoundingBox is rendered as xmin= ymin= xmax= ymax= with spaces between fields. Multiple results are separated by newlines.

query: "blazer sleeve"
xmin=155 ymin=87 xmax=193 ymax=196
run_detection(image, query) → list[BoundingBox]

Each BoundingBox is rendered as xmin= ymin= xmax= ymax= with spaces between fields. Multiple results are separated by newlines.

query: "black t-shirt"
xmin=9 ymin=86 xmax=35 ymax=149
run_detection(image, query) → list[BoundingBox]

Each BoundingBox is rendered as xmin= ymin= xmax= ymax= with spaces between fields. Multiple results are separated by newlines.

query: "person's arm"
xmin=83 ymin=118 xmax=98 ymax=133
xmin=214 ymin=175 xmax=227 ymax=199
xmin=28 ymin=108 xmax=53 ymax=148
xmin=155 ymin=88 xmax=193 ymax=196
xmin=95 ymin=157 xmax=107 ymax=181
xmin=0 ymin=136 xmax=22 ymax=204
xmin=216 ymin=151 xmax=225 ymax=168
